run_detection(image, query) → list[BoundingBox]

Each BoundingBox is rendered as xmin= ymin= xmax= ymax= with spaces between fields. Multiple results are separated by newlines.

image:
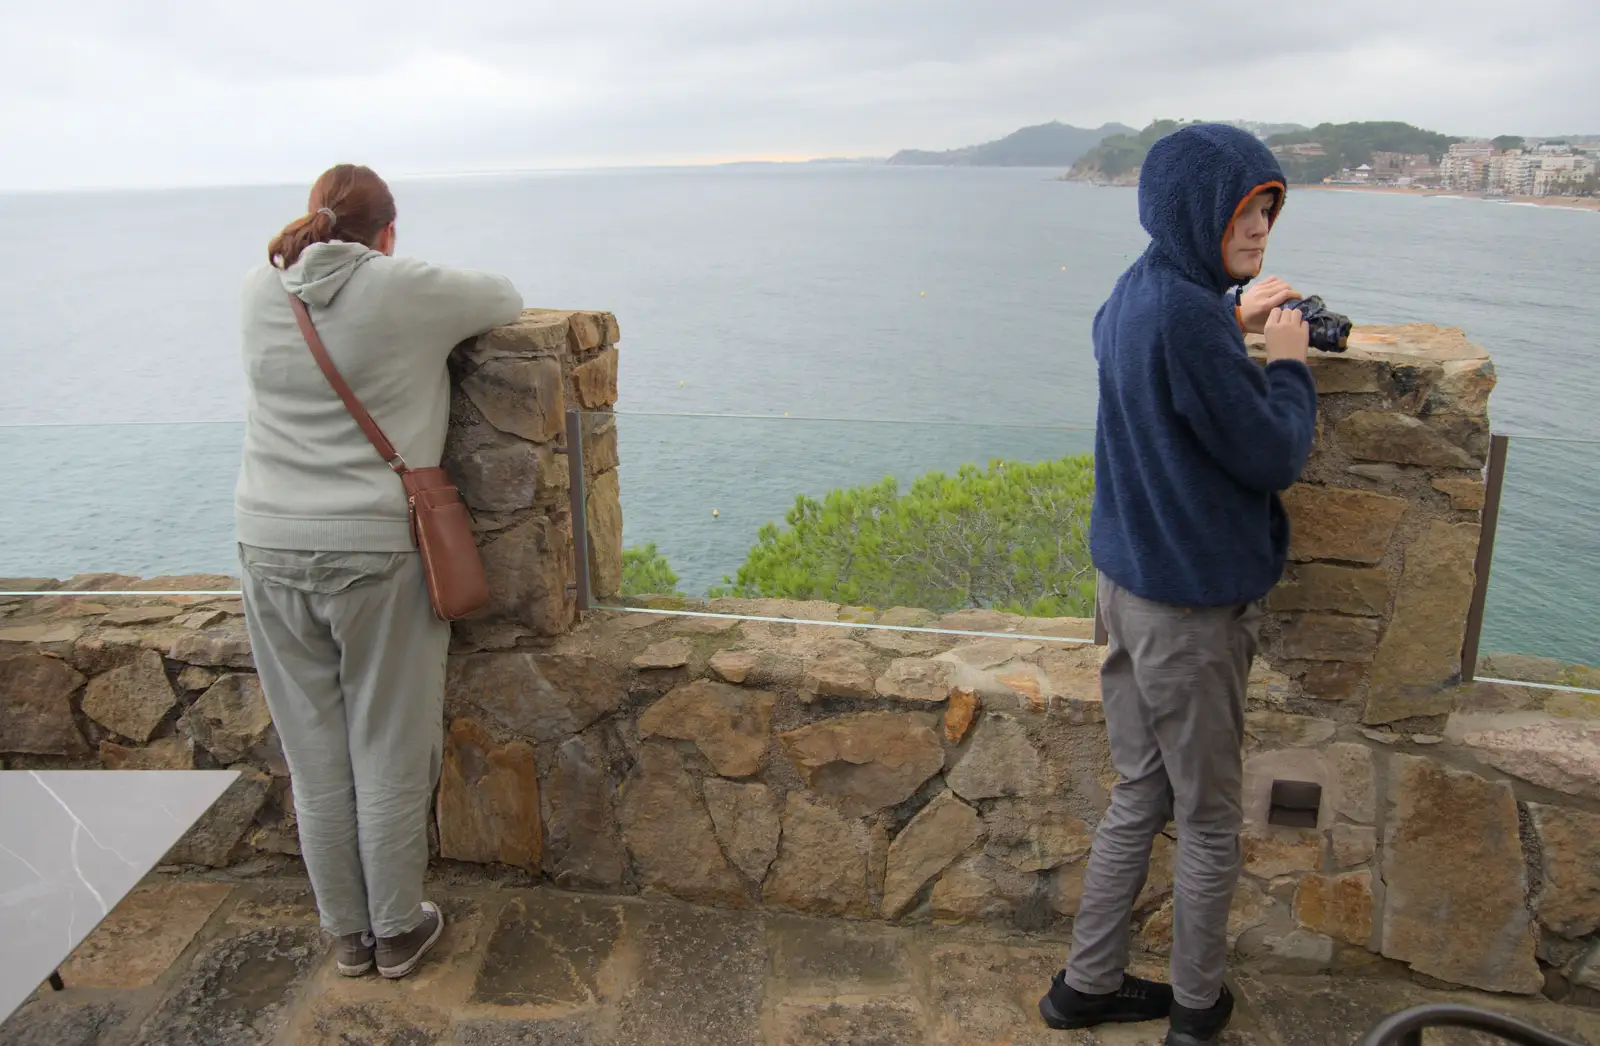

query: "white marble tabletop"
xmin=0 ymin=770 xmax=238 ymax=1023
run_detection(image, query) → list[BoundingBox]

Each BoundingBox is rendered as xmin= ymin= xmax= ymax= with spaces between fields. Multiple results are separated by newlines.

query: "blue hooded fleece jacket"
xmin=1089 ymin=123 xmax=1318 ymax=607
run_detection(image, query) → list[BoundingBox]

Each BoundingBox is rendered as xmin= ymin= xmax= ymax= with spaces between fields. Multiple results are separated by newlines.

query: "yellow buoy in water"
xmin=920 ymin=291 xmax=926 ymax=297
xmin=679 ymin=380 xmax=685 ymax=387
xmin=712 ymin=509 xmax=720 ymax=518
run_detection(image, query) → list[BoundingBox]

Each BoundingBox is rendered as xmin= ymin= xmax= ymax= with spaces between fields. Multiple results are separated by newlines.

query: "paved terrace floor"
xmin=5 ymin=869 xmax=1598 ymax=1046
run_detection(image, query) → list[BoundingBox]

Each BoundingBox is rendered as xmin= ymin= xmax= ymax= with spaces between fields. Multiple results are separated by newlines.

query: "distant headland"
xmin=886 ymin=121 xmax=1135 ymax=168
xmin=885 ymin=119 xmax=1598 ymax=205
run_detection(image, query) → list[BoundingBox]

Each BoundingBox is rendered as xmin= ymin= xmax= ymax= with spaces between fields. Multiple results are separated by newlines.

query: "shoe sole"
xmin=1165 ymin=992 xmax=1234 ymax=1044
xmin=378 ymin=904 xmax=446 ymax=980
xmin=335 ymin=959 xmax=373 ymax=977
xmin=1165 ymin=1030 xmax=1227 ymax=1046
xmin=1039 ymin=993 xmax=1167 ymax=1031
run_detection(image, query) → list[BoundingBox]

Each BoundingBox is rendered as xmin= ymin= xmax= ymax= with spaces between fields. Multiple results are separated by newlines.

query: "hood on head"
xmin=1137 ymin=123 xmax=1286 ymax=293
xmin=277 ymin=240 xmax=381 ymax=307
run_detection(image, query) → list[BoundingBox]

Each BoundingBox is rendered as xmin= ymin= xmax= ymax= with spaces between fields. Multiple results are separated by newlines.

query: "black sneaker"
xmin=1166 ymin=984 xmax=1235 ymax=1045
xmin=1039 ymin=970 xmax=1174 ymax=1029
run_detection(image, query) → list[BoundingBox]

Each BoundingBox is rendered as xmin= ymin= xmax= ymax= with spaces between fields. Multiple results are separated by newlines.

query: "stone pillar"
xmin=443 ymin=309 xmax=623 ymax=651
xmin=1249 ymin=325 xmax=1495 ymax=725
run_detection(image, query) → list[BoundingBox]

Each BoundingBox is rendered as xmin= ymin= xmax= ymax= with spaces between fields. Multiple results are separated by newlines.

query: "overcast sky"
xmin=3 ymin=0 xmax=1597 ymax=192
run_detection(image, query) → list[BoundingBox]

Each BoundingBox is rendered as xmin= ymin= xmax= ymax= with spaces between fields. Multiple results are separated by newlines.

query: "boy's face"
xmin=1224 ymin=190 xmax=1278 ymax=281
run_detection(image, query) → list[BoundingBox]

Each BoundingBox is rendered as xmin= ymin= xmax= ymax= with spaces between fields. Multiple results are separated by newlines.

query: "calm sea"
xmin=0 ymin=167 xmax=1595 ymax=667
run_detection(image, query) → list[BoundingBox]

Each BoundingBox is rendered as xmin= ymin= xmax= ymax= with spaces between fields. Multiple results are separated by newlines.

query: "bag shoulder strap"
xmin=287 ymin=293 xmax=408 ymax=474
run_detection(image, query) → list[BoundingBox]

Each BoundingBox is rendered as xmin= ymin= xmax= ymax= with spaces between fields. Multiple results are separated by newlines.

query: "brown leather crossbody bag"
xmin=288 ymin=294 xmax=490 ymax=621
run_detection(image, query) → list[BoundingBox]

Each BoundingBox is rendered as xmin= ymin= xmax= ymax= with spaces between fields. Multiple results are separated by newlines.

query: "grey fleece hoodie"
xmin=235 ymin=241 xmax=523 ymax=551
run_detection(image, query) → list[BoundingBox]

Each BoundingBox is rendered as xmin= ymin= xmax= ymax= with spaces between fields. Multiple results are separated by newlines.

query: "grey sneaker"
xmin=335 ymin=930 xmax=375 ymax=977
xmin=377 ymin=901 xmax=445 ymax=980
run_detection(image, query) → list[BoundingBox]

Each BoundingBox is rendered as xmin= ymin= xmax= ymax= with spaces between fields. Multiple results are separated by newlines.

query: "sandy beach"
xmin=1299 ymin=183 xmax=1600 ymax=212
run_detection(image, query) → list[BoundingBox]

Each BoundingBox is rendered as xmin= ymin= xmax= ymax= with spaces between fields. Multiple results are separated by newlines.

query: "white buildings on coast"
xmin=1438 ymin=140 xmax=1596 ymax=196
xmin=1276 ymin=136 xmax=1597 ymax=197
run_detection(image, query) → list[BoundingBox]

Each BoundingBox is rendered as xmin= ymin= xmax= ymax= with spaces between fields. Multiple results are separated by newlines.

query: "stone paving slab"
xmin=0 ymin=994 xmax=135 ymax=1046
xmin=4 ymin=876 xmax=1598 ymax=1046
xmin=469 ymin=891 xmax=622 ymax=1011
xmin=135 ymin=924 xmax=323 ymax=1046
xmin=767 ymin=913 xmax=915 ymax=994
xmin=771 ymin=995 xmax=928 ymax=1045
xmin=58 ymin=881 xmax=232 ymax=990
xmin=610 ymin=901 xmax=766 ymax=1046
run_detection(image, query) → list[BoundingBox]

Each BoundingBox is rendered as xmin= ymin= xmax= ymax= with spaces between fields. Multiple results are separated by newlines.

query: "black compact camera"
xmin=1282 ymin=296 xmax=1352 ymax=353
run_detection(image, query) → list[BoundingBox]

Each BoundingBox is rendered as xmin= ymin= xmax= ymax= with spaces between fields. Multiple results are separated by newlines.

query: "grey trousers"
xmin=240 ymin=545 xmax=450 ymax=938
xmin=1064 ymin=573 xmax=1261 ymax=1010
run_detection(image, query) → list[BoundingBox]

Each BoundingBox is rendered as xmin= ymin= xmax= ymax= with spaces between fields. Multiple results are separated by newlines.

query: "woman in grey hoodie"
xmin=236 ymin=164 xmax=523 ymax=979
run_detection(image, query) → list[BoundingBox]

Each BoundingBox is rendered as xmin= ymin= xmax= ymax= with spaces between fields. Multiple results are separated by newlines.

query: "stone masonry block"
xmin=619 ymin=744 xmax=748 ymax=907
xmin=779 ymin=712 xmax=943 ymax=816
xmin=1280 ymin=614 xmax=1381 ymax=663
xmin=1432 ymin=475 xmax=1486 ymax=511
xmin=571 ymin=347 xmax=619 ymax=409
xmin=1528 ymin=804 xmax=1600 ymax=940
xmin=476 ymin=513 xmax=575 ymax=636
xmin=1428 ymin=357 xmax=1496 ymax=416
xmin=1336 ymin=411 xmax=1485 ymax=469
xmin=81 ymin=649 xmax=176 ymax=743
xmin=765 ymin=792 xmax=881 ymax=918
xmin=461 ymin=356 xmax=565 ymax=443
xmin=1364 ymin=521 xmax=1480 ymax=724
xmin=638 ymin=679 xmax=776 ymax=778
xmin=1282 ymin=485 xmax=1407 ymax=564
xmin=1268 ymin=564 xmax=1389 ymax=616
xmin=1382 ymin=755 xmax=1541 ymax=994
xmin=0 ymin=653 xmax=87 ymax=755
xmin=582 ymin=412 xmax=620 ymax=477
xmin=437 ymin=717 xmax=542 ymax=870
xmin=586 ymin=468 xmax=623 ymax=599
xmin=1294 ymin=871 xmax=1374 ymax=947
xmin=444 ymin=430 xmax=566 ymax=515
xmin=456 ymin=310 xmax=571 ymax=368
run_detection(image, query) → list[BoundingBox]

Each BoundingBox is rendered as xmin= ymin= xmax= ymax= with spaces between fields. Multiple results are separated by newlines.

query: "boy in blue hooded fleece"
xmin=1039 ymin=125 xmax=1317 ymax=1044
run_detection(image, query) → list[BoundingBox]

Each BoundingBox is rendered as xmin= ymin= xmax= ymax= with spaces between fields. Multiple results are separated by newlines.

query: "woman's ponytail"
xmin=268 ymin=165 xmax=396 ymax=269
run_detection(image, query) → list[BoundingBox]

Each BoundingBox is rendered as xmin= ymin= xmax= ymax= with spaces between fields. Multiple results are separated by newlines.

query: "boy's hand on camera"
xmin=1239 ymin=276 xmax=1299 ymax=334
xmin=1264 ymin=307 xmax=1310 ymax=364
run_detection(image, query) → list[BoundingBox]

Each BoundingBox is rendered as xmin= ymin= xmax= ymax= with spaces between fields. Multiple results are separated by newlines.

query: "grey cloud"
xmin=0 ymin=0 xmax=1595 ymax=190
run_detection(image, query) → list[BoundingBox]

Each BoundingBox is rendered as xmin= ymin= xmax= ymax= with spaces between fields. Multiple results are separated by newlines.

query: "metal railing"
xmin=3 ymin=412 xmax=1596 ymax=694
xmin=1457 ymin=432 xmax=1600 ymax=695
xmin=1459 ymin=433 xmax=1509 ymax=683
xmin=1358 ymin=1004 xmax=1584 ymax=1046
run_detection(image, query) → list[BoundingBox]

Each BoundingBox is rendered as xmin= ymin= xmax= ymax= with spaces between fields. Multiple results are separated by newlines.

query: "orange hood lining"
xmin=1221 ymin=180 xmax=1286 ymax=278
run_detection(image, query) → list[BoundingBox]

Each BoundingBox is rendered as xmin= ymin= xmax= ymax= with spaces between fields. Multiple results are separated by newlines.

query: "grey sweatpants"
xmin=240 ymin=545 xmax=450 ymax=939
xmin=1065 ymin=573 xmax=1261 ymax=1010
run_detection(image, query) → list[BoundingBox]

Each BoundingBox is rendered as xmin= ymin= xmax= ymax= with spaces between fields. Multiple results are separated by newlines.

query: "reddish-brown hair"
xmin=268 ymin=164 xmax=397 ymax=268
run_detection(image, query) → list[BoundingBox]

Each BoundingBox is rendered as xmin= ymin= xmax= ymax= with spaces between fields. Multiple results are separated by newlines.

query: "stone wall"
xmin=1247 ymin=324 xmax=1496 ymax=724
xmin=442 ymin=308 xmax=624 ymax=650
xmin=3 ymin=321 xmax=1598 ymax=1005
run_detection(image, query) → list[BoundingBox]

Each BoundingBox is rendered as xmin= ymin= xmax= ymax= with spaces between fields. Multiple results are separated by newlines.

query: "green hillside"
xmin=1064 ymin=119 xmax=1462 ymax=186
xmin=1063 ymin=120 xmax=1187 ymax=185
xmin=1265 ymin=122 xmax=1460 ymax=183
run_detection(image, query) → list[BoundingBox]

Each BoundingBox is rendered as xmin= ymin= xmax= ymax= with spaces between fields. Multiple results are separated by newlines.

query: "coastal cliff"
xmin=1060 ymin=120 xmax=1184 ymax=186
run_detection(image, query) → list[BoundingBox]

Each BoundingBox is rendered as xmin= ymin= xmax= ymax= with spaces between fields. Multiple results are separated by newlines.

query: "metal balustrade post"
xmin=559 ymin=410 xmax=592 ymax=615
xmin=1460 ymin=433 xmax=1510 ymax=683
